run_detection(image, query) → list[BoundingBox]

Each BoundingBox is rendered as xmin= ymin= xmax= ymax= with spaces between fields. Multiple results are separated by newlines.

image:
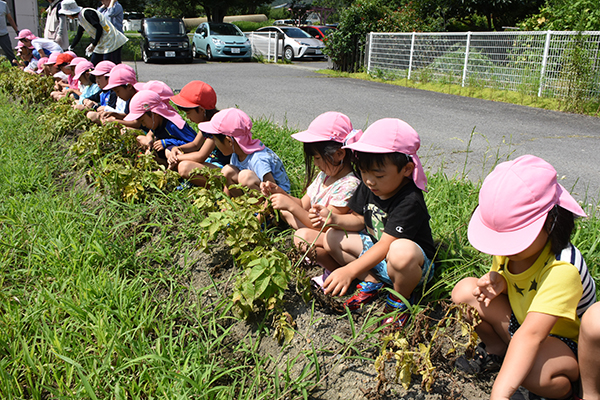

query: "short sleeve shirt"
xmin=306 ymin=171 xmax=360 ymax=208
xmin=230 ymin=147 xmax=291 ymax=193
xmin=348 ymin=180 xmax=435 ymax=259
xmin=0 ymin=2 xmax=9 ymax=36
xmin=493 ymin=242 xmax=584 ymax=342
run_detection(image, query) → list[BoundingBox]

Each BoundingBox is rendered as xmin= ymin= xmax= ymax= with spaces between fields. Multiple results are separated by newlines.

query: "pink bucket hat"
xmin=134 ymin=80 xmax=174 ymax=104
xmin=124 ymin=90 xmax=186 ymax=129
xmin=170 ymin=80 xmax=217 ymax=110
xmin=468 ymin=155 xmax=586 ymax=256
xmin=292 ymin=111 xmax=357 ymax=143
xmin=15 ymin=29 xmax=36 ymax=41
xmin=344 ymin=118 xmax=427 ymax=192
xmin=103 ymin=64 xmax=137 ymax=90
xmin=197 ymin=108 xmax=265 ymax=154
xmin=73 ymin=60 xmax=94 ymax=80
xmin=90 ymin=60 xmax=116 ymax=76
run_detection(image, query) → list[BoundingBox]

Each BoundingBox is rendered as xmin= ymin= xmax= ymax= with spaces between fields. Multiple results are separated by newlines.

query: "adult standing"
xmin=0 ymin=0 xmax=18 ymax=63
xmin=97 ymin=0 xmax=123 ymax=33
xmin=60 ymin=0 xmax=127 ymax=66
xmin=44 ymin=0 xmax=69 ymax=50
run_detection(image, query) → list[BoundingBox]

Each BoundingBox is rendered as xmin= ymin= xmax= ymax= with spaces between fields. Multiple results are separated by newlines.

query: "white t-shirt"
xmin=32 ymin=38 xmax=63 ymax=55
xmin=0 ymin=1 xmax=9 ymax=36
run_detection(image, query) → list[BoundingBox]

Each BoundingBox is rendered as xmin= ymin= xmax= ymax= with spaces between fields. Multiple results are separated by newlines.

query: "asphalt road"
xmin=127 ymin=59 xmax=600 ymax=202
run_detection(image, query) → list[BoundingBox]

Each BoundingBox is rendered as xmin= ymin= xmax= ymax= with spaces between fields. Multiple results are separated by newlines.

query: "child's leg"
xmin=452 ymin=277 xmax=512 ymax=355
xmin=178 ymin=161 xmax=219 ymax=187
xmin=521 ymin=337 xmax=578 ymax=398
xmin=579 ymin=302 xmax=600 ymax=399
xmin=323 ymin=229 xmax=377 ymax=281
xmin=237 ymin=169 xmax=261 ymax=192
xmin=221 ymin=165 xmax=242 ymax=197
xmin=385 ymin=239 xmax=427 ymax=299
xmin=294 ymin=227 xmax=339 ymax=271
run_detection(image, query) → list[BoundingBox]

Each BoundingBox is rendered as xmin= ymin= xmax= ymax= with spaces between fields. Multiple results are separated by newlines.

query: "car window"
xmin=280 ymin=27 xmax=312 ymax=39
xmin=145 ymin=20 xmax=186 ymax=35
xmin=208 ymin=23 xmax=243 ymax=36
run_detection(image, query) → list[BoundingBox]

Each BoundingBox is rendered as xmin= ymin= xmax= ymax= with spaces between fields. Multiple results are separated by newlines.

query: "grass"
xmin=0 ymin=86 xmax=598 ymax=397
xmin=318 ymin=69 xmax=600 ymax=116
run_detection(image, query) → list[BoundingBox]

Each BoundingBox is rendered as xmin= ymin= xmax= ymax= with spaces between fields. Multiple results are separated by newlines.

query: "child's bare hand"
xmin=260 ymin=181 xmax=284 ymax=196
xmin=473 ymin=271 xmax=506 ymax=307
xmin=152 ymin=140 xmax=164 ymax=151
xmin=167 ymin=147 xmax=182 ymax=166
xmin=323 ymin=267 xmax=353 ymax=296
xmin=269 ymin=193 xmax=294 ymax=211
xmin=309 ymin=204 xmax=331 ymax=228
xmin=137 ymin=134 xmax=152 ymax=148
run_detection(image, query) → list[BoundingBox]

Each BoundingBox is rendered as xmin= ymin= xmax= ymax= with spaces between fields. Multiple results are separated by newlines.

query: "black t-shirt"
xmin=348 ymin=180 xmax=435 ymax=260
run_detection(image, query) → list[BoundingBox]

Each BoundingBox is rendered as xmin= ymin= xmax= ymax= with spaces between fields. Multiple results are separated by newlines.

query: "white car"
xmin=123 ymin=11 xmax=143 ymax=32
xmin=249 ymin=26 xmax=325 ymax=61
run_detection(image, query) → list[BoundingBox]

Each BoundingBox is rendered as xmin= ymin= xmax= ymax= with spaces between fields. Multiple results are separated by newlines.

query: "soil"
xmin=182 ymin=237 xmax=532 ymax=400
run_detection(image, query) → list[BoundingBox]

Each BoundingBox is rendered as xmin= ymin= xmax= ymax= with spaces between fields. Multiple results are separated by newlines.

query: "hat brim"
xmin=468 ymin=206 xmax=547 ymax=256
xmin=74 ymin=68 xmax=91 ymax=80
xmin=124 ymin=112 xmax=144 ymax=122
xmin=90 ymin=69 xmax=109 ymax=76
xmin=291 ymin=130 xmax=333 ymax=143
xmin=197 ymin=120 xmax=221 ymax=135
xmin=170 ymin=93 xmax=201 ymax=109
xmin=59 ymin=7 xmax=81 ymax=15
xmin=343 ymin=141 xmax=391 ymax=153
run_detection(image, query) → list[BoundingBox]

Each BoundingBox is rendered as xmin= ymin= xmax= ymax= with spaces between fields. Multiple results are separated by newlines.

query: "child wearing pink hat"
xmin=167 ymin=80 xmax=227 ymax=187
xmin=85 ymin=60 xmax=117 ymax=123
xmin=313 ymin=118 xmax=435 ymax=326
xmin=124 ymin=90 xmax=197 ymax=162
xmin=16 ymin=29 xmax=62 ymax=58
xmin=451 ymin=155 xmax=595 ymax=400
xmin=260 ymin=111 xmax=361 ymax=272
xmin=197 ymin=108 xmax=290 ymax=197
xmin=72 ymin=60 xmax=101 ymax=110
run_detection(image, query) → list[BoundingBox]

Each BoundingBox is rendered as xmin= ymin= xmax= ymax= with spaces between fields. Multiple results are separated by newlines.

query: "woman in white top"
xmin=44 ymin=0 xmax=69 ymax=50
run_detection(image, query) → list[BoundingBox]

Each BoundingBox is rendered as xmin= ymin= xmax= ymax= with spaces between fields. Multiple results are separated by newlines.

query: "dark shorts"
xmin=508 ymin=313 xmax=578 ymax=357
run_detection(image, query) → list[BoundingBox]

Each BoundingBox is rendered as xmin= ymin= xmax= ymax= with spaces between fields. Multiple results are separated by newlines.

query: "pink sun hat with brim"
xmin=36 ymin=57 xmax=49 ymax=73
xmin=90 ymin=60 xmax=116 ymax=76
xmin=170 ymin=80 xmax=217 ymax=110
xmin=68 ymin=57 xmax=87 ymax=67
xmin=73 ymin=60 xmax=94 ymax=80
xmin=134 ymin=80 xmax=174 ymax=104
xmin=344 ymin=118 xmax=427 ymax=192
xmin=103 ymin=64 xmax=137 ymax=90
xmin=15 ymin=29 xmax=36 ymax=41
xmin=292 ymin=111 xmax=357 ymax=143
xmin=64 ymin=50 xmax=77 ymax=58
xmin=468 ymin=155 xmax=586 ymax=256
xmin=197 ymin=108 xmax=265 ymax=154
xmin=45 ymin=52 xmax=60 ymax=65
xmin=124 ymin=90 xmax=186 ymax=129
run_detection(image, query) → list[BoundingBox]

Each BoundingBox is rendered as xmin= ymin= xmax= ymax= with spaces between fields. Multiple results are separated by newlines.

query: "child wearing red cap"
xmin=313 ymin=118 xmax=435 ymax=326
xmin=197 ymin=108 xmax=290 ymax=197
xmin=168 ymin=80 xmax=229 ymax=187
xmin=452 ymin=155 xmax=596 ymax=400
xmin=124 ymin=90 xmax=197 ymax=163
xmin=260 ymin=111 xmax=360 ymax=273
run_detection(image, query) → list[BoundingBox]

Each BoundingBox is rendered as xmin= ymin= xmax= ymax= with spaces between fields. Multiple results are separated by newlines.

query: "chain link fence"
xmin=366 ymin=31 xmax=600 ymax=100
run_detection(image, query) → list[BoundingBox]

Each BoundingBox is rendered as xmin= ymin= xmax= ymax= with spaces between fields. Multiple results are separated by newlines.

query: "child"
xmin=50 ymin=52 xmax=78 ymax=101
xmin=72 ymin=60 xmax=101 ymax=110
xmin=85 ymin=60 xmax=117 ymax=122
xmin=15 ymin=28 xmax=62 ymax=58
xmin=123 ymin=89 xmax=197 ymax=162
xmin=451 ymin=155 xmax=596 ymax=400
xmin=579 ymin=302 xmax=600 ymax=399
xmin=197 ymin=108 xmax=290 ymax=197
xmin=168 ymin=80 xmax=228 ymax=186
xmin=100 ymin=64 xmax=143 ymax=129
xmin=260 ymin=111 xmax=360 ymax=270
xmin=315 ymin=118 xmax=435 ymax=327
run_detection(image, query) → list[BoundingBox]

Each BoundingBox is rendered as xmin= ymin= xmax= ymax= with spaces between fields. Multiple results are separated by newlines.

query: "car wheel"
xmin=192 ymin=44 xmax=198 ymax=59
xmin=206 ymin=46 xmax=213 ymax=61
xmin=142 ymin=47 xmax=149 ymax=63
xmin=283 ymin=46 xmax=294 ymax=61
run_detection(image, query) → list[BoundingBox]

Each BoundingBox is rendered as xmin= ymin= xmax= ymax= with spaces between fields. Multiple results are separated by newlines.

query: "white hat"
xmin=59 ymin=0 xmax=82 ymax=15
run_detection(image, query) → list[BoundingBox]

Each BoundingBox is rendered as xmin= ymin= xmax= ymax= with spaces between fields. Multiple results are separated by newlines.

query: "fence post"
xmin=408 ymin=32 xmax=416 ymax=80
xmin=366 ymin=32 xmax=372 ymax=72
xmin=538 ymin=30 xmax=552 ymax=97
xmin=462 ymin=31 xmax=472 ymax=87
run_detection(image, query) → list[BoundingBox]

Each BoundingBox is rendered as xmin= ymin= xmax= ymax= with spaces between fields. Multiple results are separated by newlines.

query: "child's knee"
xmin=238 ymin=170 xmax=260 ymax=188
xmin=387 ymin=239 xmax=423 ymax=270
xmin=581 ymin=303 xmax=600 ymax=343
xmin=293 ymin=228 xmax=311 ymax=248
xmin=451 ymin=277 xmax=478 ymax=305
xmin=323 ymin=228 xmax=344 ymax=253
xmin=221 ymin=165 xmax=236 ymax=180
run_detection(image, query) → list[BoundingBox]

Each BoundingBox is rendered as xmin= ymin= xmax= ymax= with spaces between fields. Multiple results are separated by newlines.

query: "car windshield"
xmin=145 ymin=20 xmax=185 ymax=35
xmin=208 ymin=23 xmax=243 ymax=36
xmin=280 ymin=27 xmax=312 ymax=39
xmin=320 ymin=27 xmax=334 ymax=35
xmin=126 ymin=12 xmax=144 ymax=20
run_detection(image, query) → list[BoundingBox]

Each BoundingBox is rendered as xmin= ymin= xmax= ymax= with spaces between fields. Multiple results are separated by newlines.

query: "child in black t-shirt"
xmin=312 ymin=118 xmax=435 ymax=328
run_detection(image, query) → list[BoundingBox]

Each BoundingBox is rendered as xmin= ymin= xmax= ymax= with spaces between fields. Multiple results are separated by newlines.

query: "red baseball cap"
xmin=55 ymin=53 xmax=75 ymax=66
xmin=170 ymin=80 xmax=217 ymax=110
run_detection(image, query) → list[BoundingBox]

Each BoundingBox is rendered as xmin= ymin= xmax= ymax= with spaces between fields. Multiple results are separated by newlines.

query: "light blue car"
xmin=191 ymin=22 xmax=252 ymax=61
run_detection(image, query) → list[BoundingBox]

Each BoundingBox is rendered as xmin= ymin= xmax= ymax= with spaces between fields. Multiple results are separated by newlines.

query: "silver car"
xmin=251 ymin=26 xmax=325 ymax=61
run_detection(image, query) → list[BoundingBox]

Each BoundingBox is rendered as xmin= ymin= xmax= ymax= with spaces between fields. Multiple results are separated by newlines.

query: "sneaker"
xmin=310 ymin=269 xmax=331 ymax=291
xmin=380 ymin=293 xmax=410 ymax=329
xmin=343 ymin=281 xmax=383 ymax=311
xmin=176 ymin=180 xmax=193 ymax=191
xmin=454 ymin=343 xmax=504 ymax=374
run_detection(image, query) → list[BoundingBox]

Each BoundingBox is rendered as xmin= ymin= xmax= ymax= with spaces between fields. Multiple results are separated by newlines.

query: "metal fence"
xmin=366 ymin=31 xmax=600 ymax=99
xmin=246 ymin=31 xmax=279 ymax=62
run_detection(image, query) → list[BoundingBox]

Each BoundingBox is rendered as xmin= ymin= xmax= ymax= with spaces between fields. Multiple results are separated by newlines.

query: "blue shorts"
xmin=358 ymin=232 xmax=434 ymax=287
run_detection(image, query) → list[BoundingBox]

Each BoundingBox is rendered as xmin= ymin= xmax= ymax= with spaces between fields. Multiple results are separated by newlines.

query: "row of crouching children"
xmin=24 ymin=56 xmax=600 ymax=400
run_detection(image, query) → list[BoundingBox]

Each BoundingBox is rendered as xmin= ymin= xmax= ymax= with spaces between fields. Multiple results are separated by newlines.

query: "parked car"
xmin=300 ymin=25 xmax=336 ymax=41
xmin=251 ymin=26 xmax=325 ymax=61
xmin=140 ymin=17 xmax=192 ymax=63
xmin=123 ymin=11 xmax=143 ymax=32
xmin=191 ymin=22 xmax=251 ymax=61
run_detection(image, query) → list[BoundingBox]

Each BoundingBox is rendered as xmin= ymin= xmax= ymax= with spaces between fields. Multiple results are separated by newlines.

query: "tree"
xmin=519 ymin=0 xmax=600 ymax=31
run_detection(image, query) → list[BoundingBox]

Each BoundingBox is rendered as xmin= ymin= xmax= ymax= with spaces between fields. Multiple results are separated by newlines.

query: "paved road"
xmin=127 ymin=59 xmax=600 ymax=202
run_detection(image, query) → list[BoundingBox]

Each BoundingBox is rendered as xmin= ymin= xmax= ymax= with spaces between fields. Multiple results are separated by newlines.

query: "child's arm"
xmin=169 ymin=136 xmax=213 ymax=165
xmin=311 ymin=203 xmax=364 ymax=231
xmin=323 ymin=232 xmax=396 ymax=296
xmin=490 ymin=312 xmax=559 ymax=400
xmin=473 ymin=271 xmax=507 ymax=306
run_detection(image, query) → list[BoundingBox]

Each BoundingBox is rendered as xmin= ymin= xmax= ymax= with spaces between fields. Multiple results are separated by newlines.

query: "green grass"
xmin=319 ymin=70 xmax=600 ymax=117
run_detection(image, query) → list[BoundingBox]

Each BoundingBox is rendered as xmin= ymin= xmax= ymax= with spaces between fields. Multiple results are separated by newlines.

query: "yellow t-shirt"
xmin=492 ymin=242 xmax=582 ymax=342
